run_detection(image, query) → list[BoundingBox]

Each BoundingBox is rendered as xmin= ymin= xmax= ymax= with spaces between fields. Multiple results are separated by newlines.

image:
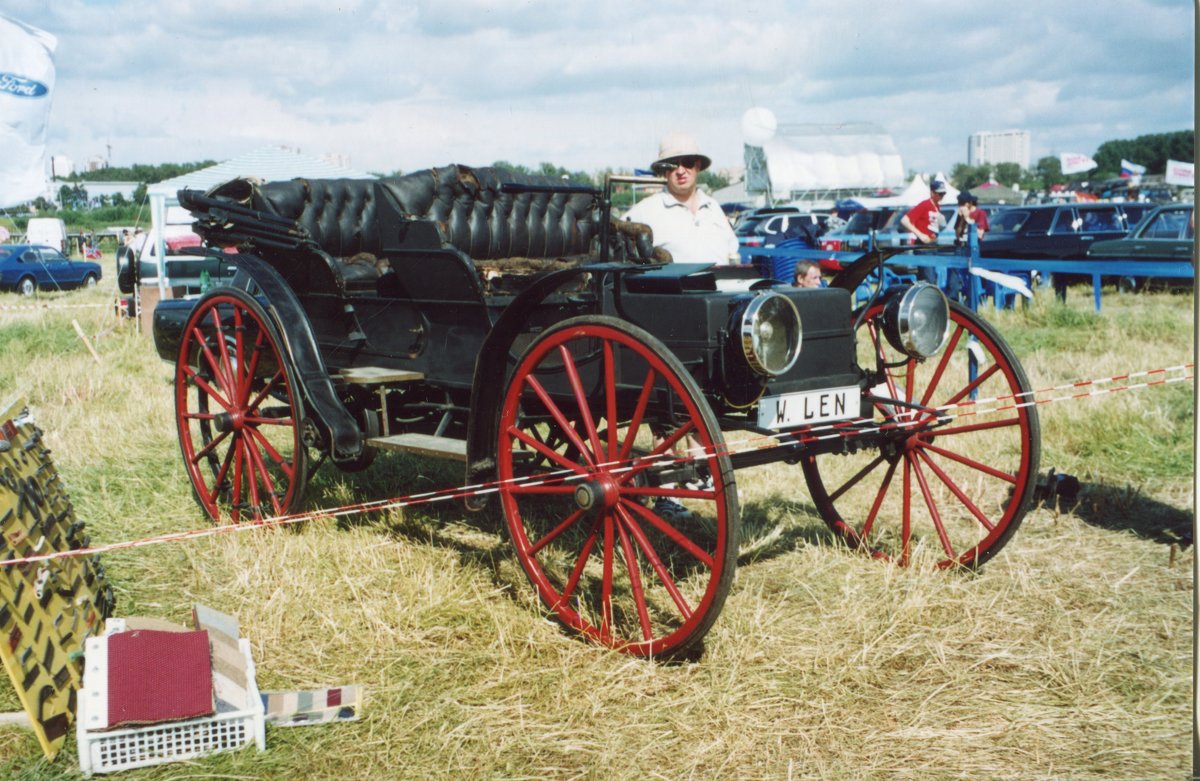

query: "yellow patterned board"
xmin=0 ymin=399 xmax=114 ymax=760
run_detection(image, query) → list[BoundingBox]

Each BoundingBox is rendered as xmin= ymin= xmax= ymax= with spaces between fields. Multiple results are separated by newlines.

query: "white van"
xmin=24 ymin=218 xmax=69 ymax=255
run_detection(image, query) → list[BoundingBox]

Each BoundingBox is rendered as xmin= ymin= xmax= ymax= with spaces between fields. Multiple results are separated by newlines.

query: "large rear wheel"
xmin=802 ymin=301 xmax=1040 ymax=568
xmin=497 ymin=316 xmax=739 ymax=657
xmin=175 ymin=288 xmax=309 ymax=523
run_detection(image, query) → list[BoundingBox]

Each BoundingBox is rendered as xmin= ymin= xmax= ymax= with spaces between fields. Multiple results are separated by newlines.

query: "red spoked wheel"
xmin=497 ymin=316 xmax=739 ymax=658
xmin=175 ymin=288 xmax=310 ymax=524
xmin=802 ymin=300 xmax=1040 ymax=568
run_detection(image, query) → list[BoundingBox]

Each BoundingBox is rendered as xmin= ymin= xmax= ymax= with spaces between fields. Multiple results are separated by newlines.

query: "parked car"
xmin=980 ymin=202 xmax=1147 ymax=261
xmin=0 ymin=244 xmax=102 ymax=296
xmin=734 ymin=206 xmax=804 ymax=250
xmin=1087 ymin=202 xmax=1195 ymax=291
xmin=819 ymin=207 xmax=901 ymax=253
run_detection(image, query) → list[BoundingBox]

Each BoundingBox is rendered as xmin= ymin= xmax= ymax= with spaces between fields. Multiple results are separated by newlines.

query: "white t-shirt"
xmin=624 ymin=190 xmax=740 ymax=264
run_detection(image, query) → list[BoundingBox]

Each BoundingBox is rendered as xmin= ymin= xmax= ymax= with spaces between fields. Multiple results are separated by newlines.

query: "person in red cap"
xmin=901 ymin=175 xmax=949 ymax=283
xmin=624 ymin=132 xmax=739 ymax=264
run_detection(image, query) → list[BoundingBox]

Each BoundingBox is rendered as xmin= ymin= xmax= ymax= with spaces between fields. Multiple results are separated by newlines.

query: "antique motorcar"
xmin=151 ymin=165 xmax=1040 ymax=658
xmin=0 ymin=243 xmax=102 ymax=296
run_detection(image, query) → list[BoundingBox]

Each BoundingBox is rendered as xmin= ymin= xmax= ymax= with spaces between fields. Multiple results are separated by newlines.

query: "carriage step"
xmin=367 ymin=433 xmax=467 ymax=461
xmin=337 ymin=366 xmax=424 ymax=385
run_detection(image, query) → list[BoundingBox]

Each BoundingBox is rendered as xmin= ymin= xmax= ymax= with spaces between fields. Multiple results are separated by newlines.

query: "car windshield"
xmin=840 ymin=210 xmax=891 ymax=234
xmin=734 ymin=215 xmax=767 ymax=235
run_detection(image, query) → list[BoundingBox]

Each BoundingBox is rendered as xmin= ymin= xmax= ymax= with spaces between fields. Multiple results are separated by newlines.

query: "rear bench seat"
xmin=204 ymin=165 xmax=658 ymax=295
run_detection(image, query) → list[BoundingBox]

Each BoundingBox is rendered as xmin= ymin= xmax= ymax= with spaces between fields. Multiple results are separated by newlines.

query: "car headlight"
xmin=882 ymin=282 xmax=950 ymax=359
xmin=740 ymin=292 xmax=802 ymax=376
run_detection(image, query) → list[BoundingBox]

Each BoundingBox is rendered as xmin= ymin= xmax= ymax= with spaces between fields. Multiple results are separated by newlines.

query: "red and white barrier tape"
xmin=1 ymin=364 xmax=1192 ymax=568
xmin=0 ymin=302 xmax=109 ymax=312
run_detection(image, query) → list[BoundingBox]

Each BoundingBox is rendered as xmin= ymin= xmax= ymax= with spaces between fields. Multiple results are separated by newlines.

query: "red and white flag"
xmin=0 ymin=14 xmax=56 ymax=209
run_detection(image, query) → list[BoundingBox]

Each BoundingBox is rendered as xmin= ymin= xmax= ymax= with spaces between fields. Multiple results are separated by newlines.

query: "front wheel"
xmin=175 ymin=287 xmax=310 ymax=523
xmin=802 ymin=301 xmax=1040 ymax=568
xmin=497 ymin=316 xmax=739 ymax=658
xmin=18 ymin=277 xmax=35 ymax=296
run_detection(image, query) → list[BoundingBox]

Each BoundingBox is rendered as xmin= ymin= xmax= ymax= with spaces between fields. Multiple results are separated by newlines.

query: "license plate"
xmin=757 ymin=386 xmax=860 ymax=430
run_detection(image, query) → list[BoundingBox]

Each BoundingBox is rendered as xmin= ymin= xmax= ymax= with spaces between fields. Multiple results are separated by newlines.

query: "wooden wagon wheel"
xmin=497 ymin=316 xmax=739 ymax=658
xmin=801 ymin=301 xmax=1040 ymax=568
xmin=175 ymin=288 xmax=310 ymax=523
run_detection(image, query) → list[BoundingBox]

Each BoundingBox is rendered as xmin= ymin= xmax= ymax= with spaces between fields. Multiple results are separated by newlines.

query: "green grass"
xmin=0 ymin=268 xmax=1192 ymax=780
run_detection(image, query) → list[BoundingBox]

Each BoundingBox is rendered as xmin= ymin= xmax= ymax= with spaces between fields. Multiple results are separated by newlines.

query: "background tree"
xmin=1093 ymin=130 xmax=1194 ymax=178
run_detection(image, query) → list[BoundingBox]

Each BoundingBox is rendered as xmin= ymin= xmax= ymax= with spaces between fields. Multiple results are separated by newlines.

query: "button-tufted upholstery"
xmin=218 ymin=164 xmax=604 ymax=262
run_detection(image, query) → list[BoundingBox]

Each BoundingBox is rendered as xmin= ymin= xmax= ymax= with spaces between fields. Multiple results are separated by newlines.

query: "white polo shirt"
xmin=624 ymin=190 xmax=740 ymax=264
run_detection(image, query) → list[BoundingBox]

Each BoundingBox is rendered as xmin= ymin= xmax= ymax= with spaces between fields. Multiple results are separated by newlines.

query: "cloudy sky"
xmin=6 ymin=0 xmax=1195 ymax=178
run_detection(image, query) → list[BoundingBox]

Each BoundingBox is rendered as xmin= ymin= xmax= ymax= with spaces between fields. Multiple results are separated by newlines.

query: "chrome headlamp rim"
xmin=739 ymin=291 xmax=803 ymax=377
xmin=882 ymin=282 xmax=951 ymax=359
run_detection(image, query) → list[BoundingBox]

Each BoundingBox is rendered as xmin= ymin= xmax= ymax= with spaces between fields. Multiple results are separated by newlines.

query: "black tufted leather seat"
xmin=228 ymin=164 xmax=601 ymax=262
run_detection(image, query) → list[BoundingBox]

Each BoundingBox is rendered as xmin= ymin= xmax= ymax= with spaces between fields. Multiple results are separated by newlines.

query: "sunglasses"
xmin=654 ymin=156 xmax=701 ymax=174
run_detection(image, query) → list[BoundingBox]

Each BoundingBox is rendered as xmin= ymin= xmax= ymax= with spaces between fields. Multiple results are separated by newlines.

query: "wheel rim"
xmin=498 ymin=317 xmax=738 ymax=657
xmin=19 ymin=279 xmax=34 ymax=296
xmin=802 ymin=302 xmax=1040 ymax=568
xmin=175 ymin=290 xmax=308 ymax=523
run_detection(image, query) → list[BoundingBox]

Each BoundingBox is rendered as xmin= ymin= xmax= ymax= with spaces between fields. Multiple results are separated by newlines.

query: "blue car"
xmin=0 ymin=243 xmax=102 ymax=296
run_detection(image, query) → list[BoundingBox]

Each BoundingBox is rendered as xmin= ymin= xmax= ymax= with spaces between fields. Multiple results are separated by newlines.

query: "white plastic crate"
xmin=76 ymin=631 xmax=265 ymax=775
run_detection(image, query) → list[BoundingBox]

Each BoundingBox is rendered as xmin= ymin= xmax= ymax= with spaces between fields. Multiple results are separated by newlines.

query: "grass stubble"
xmin=0 ymin=261 xmax=1191 ymax=780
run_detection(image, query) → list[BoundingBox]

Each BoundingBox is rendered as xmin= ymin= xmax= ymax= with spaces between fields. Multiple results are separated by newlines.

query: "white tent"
xmin=830 ymin=173 xmax=959 ymax=211
xmin=143 ymin=145 xmax=376 ymax=288
xmin=745 ymin=122 xmax=907 ymax=199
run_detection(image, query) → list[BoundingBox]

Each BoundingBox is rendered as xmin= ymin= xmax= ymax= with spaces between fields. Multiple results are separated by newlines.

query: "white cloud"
xmin=5 ymin=0 xmax=1193 ymax=176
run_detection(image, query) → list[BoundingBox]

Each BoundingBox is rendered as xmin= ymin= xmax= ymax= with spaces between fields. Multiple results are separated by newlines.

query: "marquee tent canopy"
xmin=745 ymin=122 xmax=907 ymax=202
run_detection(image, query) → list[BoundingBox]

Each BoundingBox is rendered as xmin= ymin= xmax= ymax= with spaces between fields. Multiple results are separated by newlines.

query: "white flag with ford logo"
xmin=1059 ymin=152 xmax=1097 ymax=176
xmin=0 ymin=14 xmax=57 ymax=209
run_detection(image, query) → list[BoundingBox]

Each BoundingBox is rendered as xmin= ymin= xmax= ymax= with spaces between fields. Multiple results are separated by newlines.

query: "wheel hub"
xmin=573 ymin=475 xmax=620 ymax=512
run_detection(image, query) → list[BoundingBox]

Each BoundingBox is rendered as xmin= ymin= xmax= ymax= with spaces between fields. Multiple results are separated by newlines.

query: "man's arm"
xmin=900 ymin=213 xmax=934 ymax=243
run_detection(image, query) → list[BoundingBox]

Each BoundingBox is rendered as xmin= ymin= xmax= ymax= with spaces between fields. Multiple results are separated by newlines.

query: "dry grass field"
xmin=0 ymin=255 xmax=1192 ymax=780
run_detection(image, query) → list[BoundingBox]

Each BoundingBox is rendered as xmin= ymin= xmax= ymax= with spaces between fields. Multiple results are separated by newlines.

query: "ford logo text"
xmin=0 ymin=73 xmax=49 ymax=98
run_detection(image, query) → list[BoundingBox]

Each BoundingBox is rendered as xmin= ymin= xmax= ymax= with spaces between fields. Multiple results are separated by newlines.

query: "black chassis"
xmin=154 ymin=246 xmax=876 ymax=490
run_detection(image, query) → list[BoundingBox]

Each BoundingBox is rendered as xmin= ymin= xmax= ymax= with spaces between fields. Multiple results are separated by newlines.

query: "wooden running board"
xmin=367 ymin=433 xmax=467 ymax=461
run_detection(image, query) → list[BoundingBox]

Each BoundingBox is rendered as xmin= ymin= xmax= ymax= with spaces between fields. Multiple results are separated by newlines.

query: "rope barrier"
xmin=1 ymin=364 xmax=1192 ymax=568
xmin=0 ymin=302 xmax=109 ymax=312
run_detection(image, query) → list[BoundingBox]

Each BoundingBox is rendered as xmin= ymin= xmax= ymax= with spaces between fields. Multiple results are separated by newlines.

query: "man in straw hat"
xmin=624 ymin=132 xmax=740 ymax=264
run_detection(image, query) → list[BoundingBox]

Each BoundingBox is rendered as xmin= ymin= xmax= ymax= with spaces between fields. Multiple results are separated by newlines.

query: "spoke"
xmin=940 ymin=362 xmax=1002 ymax=408
xmin=623 ymin=485 xmax=714 ymax=502
xmin=528 ymin=507 xmax=588 ymax=554
xmin=554 ymin=516 xmax=601 ymax=614
xmin=900 ymin=452 xmax=912 ymax=565
xmin=617 ymin=367 xmax=658 ymax=463
xmin=508 ymin=425 xmax=590 ymax=475
xmin=558 ymin=344 xmax=606 ymax=465
xmin=238 ymin=329 xmax=267 ymax=407
xmin=621 ymin=499 xmax=714 ymax=568
xmin=617 ymin=420 xmax=698 ymax=486
xmin=617 ymin=504 xmax=693 ymax=620
xmin=193 ymin=320 xmax=232 ymax=393
xmin=244 ymin=432 xmax=281 ymax=513
xmin=184 ymin=366 xmax=233 ymax=413
xmin=240 ymin=436 xmax=264 ymax=516
xmin=246 ymin=425 xmax=293 ymax=478
xmin=859 ymin=457 xmax=898 ymax=540
xmin=601 ymin=514 xmax=615 ymax=640
xmin=230 ymin=435 xmax=246 ymax=522
xmin=208 ymin=442 xmax=237 ymax=509
xmin=919 ymin=440 xmax=1019 ymax=484
xmin=189 ymin=427 xmax=232 ymax=465
xmin=603 ymin=341 xmax=618 ymax=460
xmin=829 ymin=453 xmax=887 ymax=503
xmin=933 ymin=416 xmax=1023 ymax=437
xmin=506 ymin=483 xmax=577 ymax=496
xmin=614 ymin=514 xmax=653 ymax=641
xmin=914 ymin=448 xmax=995 ymax=533
xmin=918 ymin=323 xmax=966 ymax=408
xmin=244 ymin=370 xmax=286 ymax=418
xmin=907 ymin=452 xmax=956 ymax=559
xmin=210 ymin=308 xmax=237 ymax=399
xmin=524 ymin=374 xmax=597 ymax=469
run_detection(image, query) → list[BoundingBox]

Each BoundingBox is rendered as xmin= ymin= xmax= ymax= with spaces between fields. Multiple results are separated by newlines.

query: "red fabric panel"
xmin=106 ymin=629 xmax=213 ymax=727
